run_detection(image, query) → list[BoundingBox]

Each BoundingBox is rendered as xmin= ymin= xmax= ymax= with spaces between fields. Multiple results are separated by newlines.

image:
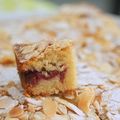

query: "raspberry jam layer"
xmin=23 ymin=69 xmax=67 ymax=85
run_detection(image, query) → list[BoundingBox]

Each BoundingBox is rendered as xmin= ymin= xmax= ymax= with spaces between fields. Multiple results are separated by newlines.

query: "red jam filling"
xmin=23 ymin=68 xmax=67 ymax=85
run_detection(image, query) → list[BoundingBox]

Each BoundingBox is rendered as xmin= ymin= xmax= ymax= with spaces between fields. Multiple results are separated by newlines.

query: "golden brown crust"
xmin=14 ymin=40 xmax=73 ymax=72
xmin=14 ymin=40 xmax=72 ymax=63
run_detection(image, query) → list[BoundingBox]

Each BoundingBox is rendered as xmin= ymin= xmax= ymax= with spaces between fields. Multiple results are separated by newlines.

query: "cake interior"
xmin=23 ymin=68 xmax=67 ymax=85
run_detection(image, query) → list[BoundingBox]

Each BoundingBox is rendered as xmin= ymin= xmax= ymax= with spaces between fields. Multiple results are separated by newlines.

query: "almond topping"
xmin=43 ymin=97 xmax=57 ymax=117
xmin=77 ymin=87 xmax=95 ymax=114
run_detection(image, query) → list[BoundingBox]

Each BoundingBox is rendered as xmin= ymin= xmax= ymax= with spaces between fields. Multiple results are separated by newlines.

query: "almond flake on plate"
xmin=0 ymin=96 xmax=18 ymax=114
xmin=54 ymin=97 xmax=85 ymax=116
xmin=9 ymin=106 xmax=24 ymax=118
xmin=51 ymin=114 xmax=70 ymax=120
xmin=34 ymin=112 xmax=47 ymax=120
xmin=17 ymin=111 xmax=29 ymax=120
xmin=68 ymin=111 xmax=86 ymax=120
xmin=8 ymin=87 xmax=23 ymax=100
xmin=107 ymin=112 xmax=120 ymax=120
xmin=93 ymin=100 xmax=100 ymax=112
xmin=5 ymin=117 xmax=19 ymax=120
xmin=57 ymin=104 xmax=67 ymax=115
xmin=77 ymin=87 xmax=95 ymax=114
xmin=27 ymin=103 xmax=36 ymax=113
xmin=25 ymin=97 xmax=42 ymax=106
xmin=6 ymin=81 xmax=16 ymax=88
xmin=43 ymin=97 xmax=57 ymax=117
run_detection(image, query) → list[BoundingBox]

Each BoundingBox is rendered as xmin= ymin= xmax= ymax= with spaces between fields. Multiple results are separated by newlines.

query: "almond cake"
xmin=0 ymin=3 xmax=120 ymax=120
xmin=14 ymin=40 xmax=76 ymax=96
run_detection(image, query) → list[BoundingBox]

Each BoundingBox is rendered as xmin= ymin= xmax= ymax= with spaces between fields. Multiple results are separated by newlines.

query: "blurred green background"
xmin=0 ymin=0 xmax=119 ymax=14
xmin=0 ymin=0 xmax=56 ymax=12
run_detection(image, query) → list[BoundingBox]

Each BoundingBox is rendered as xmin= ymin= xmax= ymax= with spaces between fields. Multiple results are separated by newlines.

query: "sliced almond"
xmin=93 ymin=100 xmax=100 ymax=111
xmin=0 ymin=96 xmax=18 ymax=114
xmin=25 ymin=97 xmax=42 ymax=106
xmin=63 ymin=91 xmax=75 ymax=100
xmin=57 ymin=104 xmax=67 ymax=115
xmin=95 ymin=93 xmax=102 ymax=104
xmin=77 ymin=87 xmax=95 ymax=114
xmin=27 ymin=103 xmax=35 ymax=113
xmin=5 ymin=117 xmax=19 ymax=120
xmin=7 ymin=81 xmax=16 ymax=88
xmin=36 ymin=106 xmax=42 ymax=111
xmin=51 ymin=114 xmax=69 ymax=120
xmin=28 ymin=112 xmax=35 ymax=120
xmin=0 ymin=88 xmax=8 ymax=96
xmin=21 ymin=44 xmax=36 ymax=54
xmin=68 ymin=111 xmax=85 ymax=120
xmin=34 ymin=112 xmax=46 ymax=120
xmin=43 ymin=97 xmax=57 ymax=117
xmin=54 ymin=97 xmax=84 ymax=116
xmin=8 ymin=87 xmax=23 ymax=100
xmin=9 ymin=106 xmax=24 ymax=118
xmin=18 ymin=111 xmax=29 ymax=120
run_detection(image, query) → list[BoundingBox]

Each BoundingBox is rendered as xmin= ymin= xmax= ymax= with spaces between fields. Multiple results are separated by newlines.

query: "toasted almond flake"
xmin=43 ymin=97 xmax=57 ymax=117
xmin=64 ymin=95 xmax=75 ymax=100
xmin=7 ymin=81 xmax=16 ymax=88
xmin=109 ymin=79 xmax=120 ymax=86
xmin=68 ymin=111 xmax=85 ymax=120
xmin=63 ymin=92 xmax=75 ymax=100
xmin=96 ymin=116 xmax=101 ymax=120
xmin=99 ymin=63 xmax=113 ymax=73
xmin=0 ymin=96 xmax=18 ymax=113
xmin=34 ymin=112 xmax=46 ymax=120
xmin=18 ymin=111 xmax=29 ymax=120
xmin=36 ymin=106 xmax=42 ymax=111
xmin=87 ymin=110 xmax=100 ymax=120
xmin=54 ymin=97 xmax=85 ymax=116
xmin=25 ymin=97 xmax=42 ymax=106
xmin=51 ymin=114 xmax=70 ymax=120
xmin=95 ymin=93 xmax=102 ymax=104
xmin=5 ymin=117 xmax=19 ymax=120
xmin=27 ymin=103 xmax=35 ymax=113
xmin=0 ymin=89 xmax=8 ymax=96
xmin=28 ymin=112 xmax=35 ymax=120
xmin=9 ymin=106 xmax=24 ymax=118
xmin=77 ymin=87 xmax=95 ymax=114
xmin=97 ymin=85 xmax=106 ymax=90
xmin=8 ymin=87 xmax=23 ymax=100
xmin=57 ymin=104 xmax=67 ymax=115
xmin=21 ymin=44 xmax=36 ymax=54
xmin=93 ymin=100 xmax=100 ymax=111
xmin=24 ymin=50 xmax=39 ymax=61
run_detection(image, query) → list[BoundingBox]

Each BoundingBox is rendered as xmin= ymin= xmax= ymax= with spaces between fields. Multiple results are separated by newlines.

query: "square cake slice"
xmin=14 ymin=40 xmax=76 ymax=96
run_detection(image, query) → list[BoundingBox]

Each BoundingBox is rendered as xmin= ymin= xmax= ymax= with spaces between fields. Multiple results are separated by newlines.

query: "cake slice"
xmin=14 ymin=40 xmax=76 ymax=96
